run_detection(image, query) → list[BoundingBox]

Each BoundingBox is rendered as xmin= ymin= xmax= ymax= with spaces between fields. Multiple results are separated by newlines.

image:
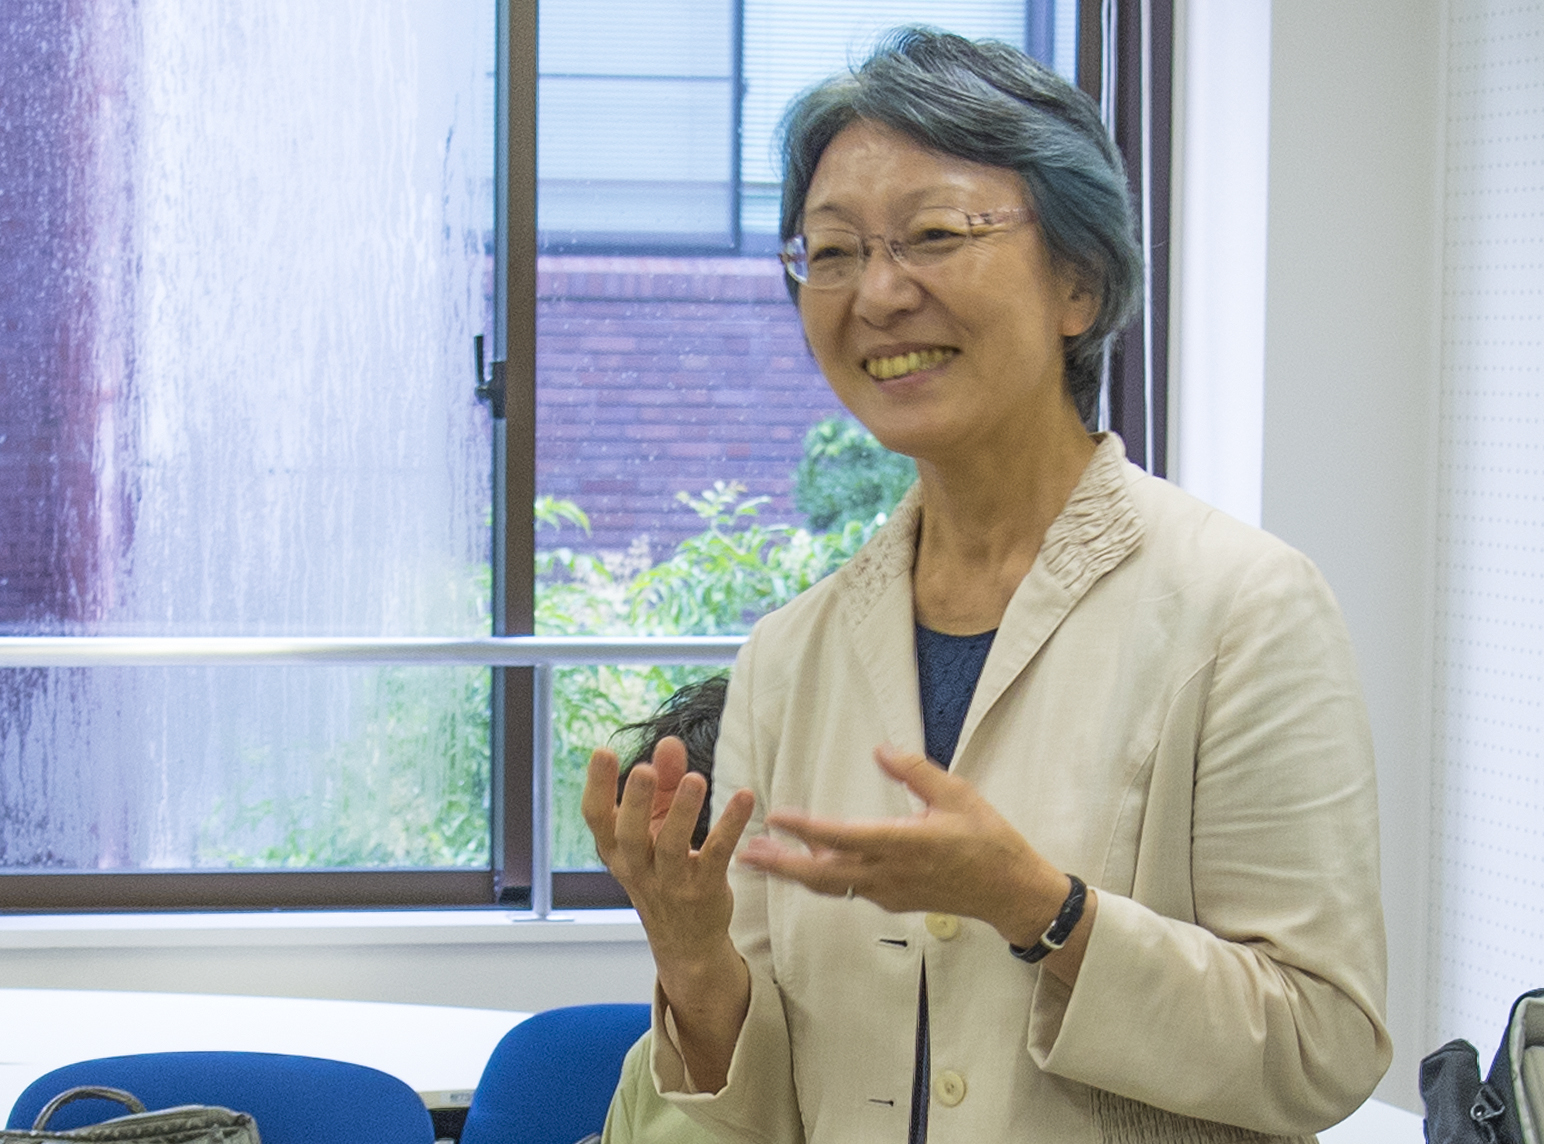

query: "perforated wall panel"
xmin=1430 ymin=0 xmax=1544 ymax=1064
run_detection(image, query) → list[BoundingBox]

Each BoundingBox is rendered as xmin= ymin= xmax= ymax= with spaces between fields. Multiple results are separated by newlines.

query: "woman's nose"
xmin=850 ymin=243 xmax=924 ymax=324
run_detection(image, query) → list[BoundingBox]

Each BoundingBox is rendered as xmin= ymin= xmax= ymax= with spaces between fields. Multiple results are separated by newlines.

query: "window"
xmin=0 ymin=0 xmax=1168 ymax=912
xmin=0 ymin=1 xmax=501 ymax=908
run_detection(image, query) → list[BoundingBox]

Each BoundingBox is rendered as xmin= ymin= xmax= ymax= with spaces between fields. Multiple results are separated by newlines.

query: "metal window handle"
xmin=474 ymin=334 xmax=507 ymax=420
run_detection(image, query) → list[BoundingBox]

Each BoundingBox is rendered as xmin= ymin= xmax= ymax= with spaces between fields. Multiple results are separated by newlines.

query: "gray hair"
xmin=778 ymin=27 xmax=1143 ymax=426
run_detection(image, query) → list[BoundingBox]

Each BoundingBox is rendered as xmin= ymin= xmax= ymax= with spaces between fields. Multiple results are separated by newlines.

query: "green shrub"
xmin=625 ymin=482 xmax=875 ymax=635
xmin=793 ymin=416 xmax=916 ymax=531
xmin=539 ymin=482 xmax=882 ymax=868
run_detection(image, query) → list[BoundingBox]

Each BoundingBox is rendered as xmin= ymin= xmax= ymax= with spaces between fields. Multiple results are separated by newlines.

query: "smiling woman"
xmin=584 ymin=25 xmax=1391 ymax=1144
xmin=790 ymin=121 xmax=1096 ymax=518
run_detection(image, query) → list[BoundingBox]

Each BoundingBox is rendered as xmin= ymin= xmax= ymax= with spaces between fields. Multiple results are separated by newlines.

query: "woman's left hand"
xmin=739 ymin=744 xmax=1094 ymax=978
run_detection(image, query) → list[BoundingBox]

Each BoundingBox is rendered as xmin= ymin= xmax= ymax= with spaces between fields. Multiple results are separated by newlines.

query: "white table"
xmin=1321 ymin=1097 xmax=1424 ymax=1142
xmin=0 ymin=988 xmax=1422 ymax=1139
xmin=0 ymin=989 xmax=525 ymax=1123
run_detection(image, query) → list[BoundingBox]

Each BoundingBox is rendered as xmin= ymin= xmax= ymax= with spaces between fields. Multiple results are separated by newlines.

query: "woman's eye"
xmin=808 ymin=240 xmax=856 ymax=263
xmin=909 ymin=226 xmax=967 ymax=247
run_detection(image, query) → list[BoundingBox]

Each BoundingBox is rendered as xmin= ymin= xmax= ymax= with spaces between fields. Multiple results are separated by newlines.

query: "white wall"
xmin=1424 ymin=0 xmax=1544 ymax=1071
xmin=0 ymin=912 xmax=657 ymax=1016
xmin=1168 ymin=0 xmax=1271 ymax=526
xmin=1261 ymin=0 xmax=1444 ymax=1114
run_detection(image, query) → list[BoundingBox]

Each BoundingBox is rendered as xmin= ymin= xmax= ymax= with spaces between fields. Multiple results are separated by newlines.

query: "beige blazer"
xmin=654 ymin=435 xmax=1391 ymax=1143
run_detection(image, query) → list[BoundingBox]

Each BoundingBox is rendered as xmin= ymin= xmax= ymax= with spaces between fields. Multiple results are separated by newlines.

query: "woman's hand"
xmin=583 ymin=737 xmax=753 ymax=965
xmin=739 ymin=744 xmax=1095 ymax=983
xmin=581 ymin=738 xmax=756 ymax=1090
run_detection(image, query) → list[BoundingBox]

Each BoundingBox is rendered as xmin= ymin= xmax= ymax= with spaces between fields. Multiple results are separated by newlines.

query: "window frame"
xmin=0 ymin=0 xmax=1170 ymax=914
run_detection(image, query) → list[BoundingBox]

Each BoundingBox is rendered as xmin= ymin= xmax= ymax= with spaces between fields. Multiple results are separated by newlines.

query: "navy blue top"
xmin=910 ymin=623 xmax=997 ymax=1142
xmin=914 ymin=623 xmax=997 ymax=767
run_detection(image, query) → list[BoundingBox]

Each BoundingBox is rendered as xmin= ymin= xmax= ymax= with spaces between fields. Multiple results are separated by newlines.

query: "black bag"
xmin=1421 ymin=987 xmax=1544 ymax=1144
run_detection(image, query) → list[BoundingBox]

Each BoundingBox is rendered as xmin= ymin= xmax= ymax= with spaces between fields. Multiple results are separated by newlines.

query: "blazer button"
xmin=924 ymin=912 xmax=961 ymax=940
xmin=932 ymin=1069 xmax=967 ymax=1107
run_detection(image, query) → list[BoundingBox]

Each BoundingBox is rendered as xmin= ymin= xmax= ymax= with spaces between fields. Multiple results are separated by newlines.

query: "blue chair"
xmin=7 ymin=1051 xmax=435 ymax=1144
xmin=460 ymin=1003 xmax=651 ymax=1144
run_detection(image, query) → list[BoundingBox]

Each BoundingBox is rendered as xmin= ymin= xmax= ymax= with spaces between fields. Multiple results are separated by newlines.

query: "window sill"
xmin=0 ymin=908 xmax=645 ymax=950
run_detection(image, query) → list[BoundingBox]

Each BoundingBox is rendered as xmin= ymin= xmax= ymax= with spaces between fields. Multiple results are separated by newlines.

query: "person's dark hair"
xmin=778 ymin=26 xmax=1143 ymax=427
xmin=614 ymin=674 xmax=729 ymax=849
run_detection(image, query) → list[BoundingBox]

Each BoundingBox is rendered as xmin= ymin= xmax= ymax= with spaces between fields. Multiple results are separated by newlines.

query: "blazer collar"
xmin=834 ymin=433 xmax=1147 ymax=768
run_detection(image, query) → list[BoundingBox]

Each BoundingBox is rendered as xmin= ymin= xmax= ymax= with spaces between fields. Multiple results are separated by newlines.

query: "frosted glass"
xmin=0 ymin=2 xmax=495 ymax=870
xmin=0 ymin=664 xmax=491 ymax=870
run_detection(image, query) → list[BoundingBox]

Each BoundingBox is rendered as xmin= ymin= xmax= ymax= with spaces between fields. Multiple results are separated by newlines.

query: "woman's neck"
xmin=911 ymin=428 xmax=1096 ymax=634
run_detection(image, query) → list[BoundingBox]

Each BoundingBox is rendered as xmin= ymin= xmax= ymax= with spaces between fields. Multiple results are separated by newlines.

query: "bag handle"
xmin=32 ymin=1086 xmax=148 ymax=1131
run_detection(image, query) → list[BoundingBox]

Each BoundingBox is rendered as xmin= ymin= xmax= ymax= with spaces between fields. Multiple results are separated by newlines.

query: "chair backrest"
xmin=460 ymin=1003 xmax=651 ymax=1144
xmin=7 ymin=1050 xmax=435 ymax=1144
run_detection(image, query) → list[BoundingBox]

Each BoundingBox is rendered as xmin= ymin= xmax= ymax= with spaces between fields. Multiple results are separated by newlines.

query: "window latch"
xmin=473 ymin=334 xmax=506 ymax=420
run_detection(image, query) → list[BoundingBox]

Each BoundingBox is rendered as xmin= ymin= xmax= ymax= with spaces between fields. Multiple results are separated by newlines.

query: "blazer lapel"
xmin=836 ymin=487 xmax=927 ymax=762
xmin=952 ymin=435 xmax=1146 ymax=768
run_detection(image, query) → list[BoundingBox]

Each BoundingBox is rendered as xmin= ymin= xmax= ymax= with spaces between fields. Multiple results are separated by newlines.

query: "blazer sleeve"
xmin=649 ymin=628 xmax=805 ymax=1144
xmin=1028 ymin=544 xmax=1392 ymax=1134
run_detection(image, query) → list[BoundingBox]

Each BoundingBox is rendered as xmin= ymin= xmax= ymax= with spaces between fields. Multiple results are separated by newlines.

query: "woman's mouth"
xmin=863 ymin=347 xmax=957 ymax=380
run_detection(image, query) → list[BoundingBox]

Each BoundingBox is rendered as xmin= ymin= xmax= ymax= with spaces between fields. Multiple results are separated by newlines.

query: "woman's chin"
xmin=832 ymin=378 xmax=952 ymax=450
xmin=856 ymin=418 xmax=953 ymax=464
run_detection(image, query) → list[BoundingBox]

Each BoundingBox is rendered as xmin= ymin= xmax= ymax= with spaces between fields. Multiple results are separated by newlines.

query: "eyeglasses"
xmin=780 ymin=205 xmax=1035 ymax=290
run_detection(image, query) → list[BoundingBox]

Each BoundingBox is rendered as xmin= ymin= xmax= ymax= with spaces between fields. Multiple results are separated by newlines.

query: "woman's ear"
xmin=1060 ymin=280 xmax=1100 ymax=339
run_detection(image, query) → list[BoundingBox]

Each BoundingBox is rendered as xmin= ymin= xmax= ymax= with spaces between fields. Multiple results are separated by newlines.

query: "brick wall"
xmin=536 ymin=255 xmax=845 ymax=558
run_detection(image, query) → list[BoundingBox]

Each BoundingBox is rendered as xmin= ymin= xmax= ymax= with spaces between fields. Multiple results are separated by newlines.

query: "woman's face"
xmin=796 ymin=120 xmax=1096 ymax=464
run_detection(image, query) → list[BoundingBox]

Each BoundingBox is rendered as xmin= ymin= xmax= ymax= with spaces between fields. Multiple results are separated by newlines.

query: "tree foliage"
xmin=537 ymin=481 xmax=884 ymax=867
xmin=793 ymin=416 xmax=916 ymax=531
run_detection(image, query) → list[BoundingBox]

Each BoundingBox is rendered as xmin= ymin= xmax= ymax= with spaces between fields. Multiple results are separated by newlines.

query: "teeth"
xmin=864 ymin=348 xmax=956 ymax=380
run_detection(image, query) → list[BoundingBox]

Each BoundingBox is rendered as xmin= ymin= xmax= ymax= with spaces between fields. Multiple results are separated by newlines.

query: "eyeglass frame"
xmin=779 ymin=205 xmax=1037 ymax=289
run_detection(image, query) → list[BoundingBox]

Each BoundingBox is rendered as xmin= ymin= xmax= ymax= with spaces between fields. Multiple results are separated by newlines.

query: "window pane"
xmin=538 ymin=0 xmax=735 ymax=251
xmin=0 ymin=3 xmax=496 ymax=871
xmin=1 ymin=664 xmax=491 ymax=870
xmin=536 ymin=0 xmax=1073 ymax=872
xmin=740 ymin=2 xmax=1035 ymax=238
xmin=539 ymin=76 xmax=735 ymax=248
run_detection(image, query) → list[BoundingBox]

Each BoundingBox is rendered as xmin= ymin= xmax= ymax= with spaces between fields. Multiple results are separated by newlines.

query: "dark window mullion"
xmin=1092 ymin=0 xmax=1172 ymax=476
xmin=495 ymin=0 xmax=539 ymax=908
xmin=1078 ymin=0 xmax=1104 ymax=104
xmin=731 ymin=0 xmax=744 ymax=251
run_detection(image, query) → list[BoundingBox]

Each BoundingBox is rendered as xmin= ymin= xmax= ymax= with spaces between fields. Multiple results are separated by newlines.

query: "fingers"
xmin=653 ymin=770 xmax=708 ymax=863
xmin=741 ymin=832 xmax=859 ymax=897
xmin=740 ymin=745 xmax=996 ymax=908
xmin=651 ymin=736 xmax=689 ymax=792
xmin=762 ymin=810 xmax=852 ymax=851
xmin=581 ymin=747 xmax=622 ymax=855
xmin=761 ymin=807 xmax=902 ymax=852
xmin=648 ymin=736 xmax=689 ymax=829
xmin=699 ymin=787 xmax=755 ymax=866
xmin=754 ymin=743 xmax=971 ymax=852
xmin=613 ymin=760 xmax=660 ymax=862
xmin=874 ymin=743 xmax=972 ymax=810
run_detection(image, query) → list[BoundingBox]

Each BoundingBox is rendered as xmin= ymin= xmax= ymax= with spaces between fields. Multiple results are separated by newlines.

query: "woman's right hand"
xmin=582 ymin=739 xmax=755 ymax=1090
